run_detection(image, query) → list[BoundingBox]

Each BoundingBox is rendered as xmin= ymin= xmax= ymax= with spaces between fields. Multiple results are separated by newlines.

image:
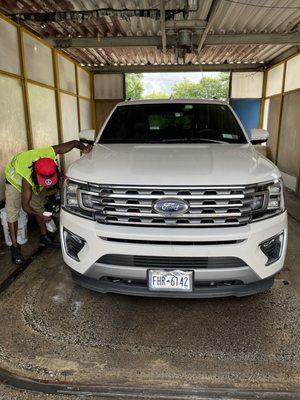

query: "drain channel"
xmin=0 ymin=247 xmax=45 ymax=295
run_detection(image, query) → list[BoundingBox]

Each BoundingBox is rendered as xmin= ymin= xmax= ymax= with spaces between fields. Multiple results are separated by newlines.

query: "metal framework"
xmin=269 ymin=46 xmax=300 ymax=66
xmin=92 ymin=63 xmax=263 ymax=73
xmin=1 ymin=1 xmax=300 ymax=69
xmin=197 ymin=0 xmax=222 ymax=53
xmin=48 ymin=33 xmax=300 ymax=49
xmin=160 ymin=0 xmax=167 ymax=53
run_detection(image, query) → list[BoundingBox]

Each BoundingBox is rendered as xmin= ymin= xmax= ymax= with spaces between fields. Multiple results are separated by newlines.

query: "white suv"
xmin=60 ymin=100 xmax=287 ymax=298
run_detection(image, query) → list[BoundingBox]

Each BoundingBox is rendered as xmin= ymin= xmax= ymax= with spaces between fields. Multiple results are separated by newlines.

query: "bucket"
xmin=0 ymin=208 xmax=28 ymax=246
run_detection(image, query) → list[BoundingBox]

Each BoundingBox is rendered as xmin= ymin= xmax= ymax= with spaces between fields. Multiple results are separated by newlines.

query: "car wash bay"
xmin=0 ymin=1 xmax=299 ymax=399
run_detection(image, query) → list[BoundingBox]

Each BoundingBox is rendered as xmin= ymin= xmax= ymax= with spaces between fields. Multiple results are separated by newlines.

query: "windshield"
xmin=98 ymin=103 xmax=247 ymax=144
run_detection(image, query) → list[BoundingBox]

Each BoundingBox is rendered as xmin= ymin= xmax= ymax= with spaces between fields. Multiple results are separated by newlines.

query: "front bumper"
xmin=60 ymin=209 xmax=288 ymax=298
xmin=71 ymin=270 xmax=275 ymax=298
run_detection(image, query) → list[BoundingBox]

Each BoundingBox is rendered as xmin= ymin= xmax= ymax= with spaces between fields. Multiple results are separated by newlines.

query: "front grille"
xmin=97 ymin=255 xmax=247 ymax=269
xmin=83 ymin=184 xmax=256 ymax=227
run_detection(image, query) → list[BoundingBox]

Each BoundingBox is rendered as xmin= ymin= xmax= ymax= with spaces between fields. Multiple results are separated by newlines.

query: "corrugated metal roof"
xmin=63 ymin=44 xmax=293 ymax=66
xmin=0 ymin=0 xmax=299 ymax=67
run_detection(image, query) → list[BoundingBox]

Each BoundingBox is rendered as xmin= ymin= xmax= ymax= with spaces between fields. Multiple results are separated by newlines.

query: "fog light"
xmin=63 ymin=229 xmax=86 ymax=261
xmin=260 ymin=233 xmax=284 ymax=266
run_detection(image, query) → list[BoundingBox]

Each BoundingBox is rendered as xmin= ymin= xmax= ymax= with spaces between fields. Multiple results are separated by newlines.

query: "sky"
xmin=142 ymin=72 xmax=221 ymax=96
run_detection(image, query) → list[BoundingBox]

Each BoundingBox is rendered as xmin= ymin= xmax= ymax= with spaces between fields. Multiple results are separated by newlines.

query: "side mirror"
xmin=79 ymin=129 xmax=95 ymax=144
xmin=250 ymin=128 xmax=269 ymax=144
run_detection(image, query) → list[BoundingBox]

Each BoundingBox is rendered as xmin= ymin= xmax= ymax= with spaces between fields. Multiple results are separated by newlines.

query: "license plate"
xmin=148 ymin=270 xmax=193 ymax=292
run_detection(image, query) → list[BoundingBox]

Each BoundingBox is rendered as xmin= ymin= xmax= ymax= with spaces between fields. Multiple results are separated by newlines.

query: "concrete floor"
xmin=0 ymin=230 xmax=41 ymax=284
xmin=0 ymin=384 xmax=86 ymax=399
xmin=0 ymin=191 xmax=299 ymax=399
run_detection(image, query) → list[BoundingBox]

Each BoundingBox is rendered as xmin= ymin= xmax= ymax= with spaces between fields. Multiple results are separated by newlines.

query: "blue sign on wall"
xmin=230 ymin=99 xmax=261 ymax=138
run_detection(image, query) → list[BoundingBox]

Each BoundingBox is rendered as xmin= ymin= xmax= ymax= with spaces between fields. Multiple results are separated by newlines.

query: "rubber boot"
xmin=10 ymin=244 xmax=24 ymax=265
xmin=39 ymin=234 xmax=61 ymax=248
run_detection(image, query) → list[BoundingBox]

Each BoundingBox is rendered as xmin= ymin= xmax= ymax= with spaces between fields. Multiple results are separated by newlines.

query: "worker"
xmin=5 ymin=140 xmax=93 ymax=265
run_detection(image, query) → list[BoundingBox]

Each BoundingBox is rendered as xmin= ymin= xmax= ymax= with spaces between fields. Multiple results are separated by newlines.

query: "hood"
xmin=67 ymin=143 xmax=280 ymax=186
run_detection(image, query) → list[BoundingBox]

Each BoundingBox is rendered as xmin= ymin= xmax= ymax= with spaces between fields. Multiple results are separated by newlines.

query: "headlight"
xmin=267 ymin=180 xmax=284 ymax=210
xmin=62 ymin=178 xmax=96 ymax=220
xmin=251 ymin=179 xmax=285 ymax=222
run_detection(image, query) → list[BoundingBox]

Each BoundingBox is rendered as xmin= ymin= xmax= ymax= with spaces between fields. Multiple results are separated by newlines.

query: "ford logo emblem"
xmin=153 ymin=198 xmax=189 ymax=216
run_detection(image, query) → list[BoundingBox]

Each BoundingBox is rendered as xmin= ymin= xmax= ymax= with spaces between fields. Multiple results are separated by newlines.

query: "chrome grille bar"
xmin=80 ymin=185 xmax=256 ymax=227
xmin=100 ymin=202 xmax=248 ymax=209
xmin=95 ymin=219 xmax=248 ymax=227
xmin=99 ymin=193 xmax=245 ymax=200
xmin=101 ymin=211 xmax=243 ymax=218
xmin=90 ymin=184 xmax=247 ymax=190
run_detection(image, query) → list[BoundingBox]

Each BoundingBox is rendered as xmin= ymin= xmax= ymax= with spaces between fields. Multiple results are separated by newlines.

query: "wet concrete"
xmin=286 ymin=189 xmax=300 ymax=222
xmin=0 ymin=195 xmax=299 ymax=397
xmin=0 ymin=384 xmax=85 ymax=400
xmin=0 ymin=230 xmax=40 ymax=284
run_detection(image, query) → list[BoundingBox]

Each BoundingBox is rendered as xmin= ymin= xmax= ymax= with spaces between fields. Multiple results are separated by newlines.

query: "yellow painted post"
xmin=275 ymin=61 xmax=287 ymax=165
xmin=90 ymin=71 xmax=96 ymax=133
xmin=52 ymin=48 xmax=66 ymax=171
xmin=18 ymin=26 xmax=33 ymax=150
xmin=75 ymin=65 xmax=81 ymax=132
xmin=259 ymin=70 xmax=268 ymax=128
xmin=52 ymin=49 xmax=63 ymax=144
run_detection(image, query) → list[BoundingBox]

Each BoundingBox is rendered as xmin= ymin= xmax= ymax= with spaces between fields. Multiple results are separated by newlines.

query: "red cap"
xmin=34 ymin=158 xmax=58 ymax=188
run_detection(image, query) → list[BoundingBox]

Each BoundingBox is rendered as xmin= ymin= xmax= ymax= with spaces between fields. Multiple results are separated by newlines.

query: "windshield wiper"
xmin=161 ymin=138 xmax=191 ymax=143
xmin=161 ymin=138 xmax=228 ymax=144
xmin=192 ymin=138 xmax=228 ymax=144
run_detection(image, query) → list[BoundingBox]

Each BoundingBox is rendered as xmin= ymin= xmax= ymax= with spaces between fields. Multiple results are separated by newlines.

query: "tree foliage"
xmin=143 ymin=92 xmax=169 ymax=99
xmin=125 ymin=72 xmax=230 ymax=101
xmin=171 ymin=73 xmax=229 ymax=100
xmin=125 ymin=73 xmax=144 ymax=99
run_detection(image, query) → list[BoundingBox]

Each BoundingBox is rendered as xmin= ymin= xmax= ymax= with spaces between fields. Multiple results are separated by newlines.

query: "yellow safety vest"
xmin=5 ymin=147 xmax=56 ymax=194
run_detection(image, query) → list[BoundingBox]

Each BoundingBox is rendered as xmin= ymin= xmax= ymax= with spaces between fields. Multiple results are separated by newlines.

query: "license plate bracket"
xmin=148 ymin=269 xmax=193 ymax=292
